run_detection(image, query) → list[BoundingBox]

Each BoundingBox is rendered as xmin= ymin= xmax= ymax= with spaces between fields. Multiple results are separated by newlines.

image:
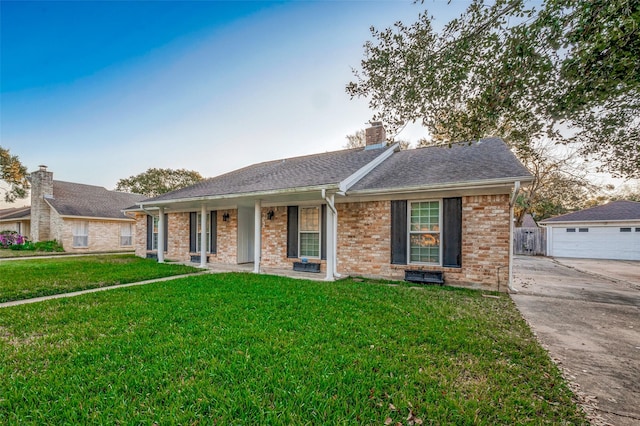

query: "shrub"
xmin=0 ymin=231 xmax=28 ymax=248
xmin=10 ymin=241 xmax=35 ymax=251
xmin=34 ymin=240 xmax=65 ymax=252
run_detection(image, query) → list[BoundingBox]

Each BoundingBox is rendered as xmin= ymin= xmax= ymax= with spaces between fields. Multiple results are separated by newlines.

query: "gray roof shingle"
xmin=146 ymin=147 xmax=386 ymax=202
xmin=47 ymin=181 xmax=145 ymax=219
xmin=541 ymin=200 xmax=640 ymax=223
xmin=0 ymin=206 xmax=30 ymax=220
xmin=350 ymin=138 xmax=531 ymax=192
xmin=139 ymin=137 xmax=530 ymax=204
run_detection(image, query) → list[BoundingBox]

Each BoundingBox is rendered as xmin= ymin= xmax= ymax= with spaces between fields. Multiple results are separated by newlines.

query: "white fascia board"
xmin=58 ymin=215 xmax=136 ymax=222
xmin=136 ymin=184 xmax=340 ymax=208
xmin=338 ymin=143 xmax=399 ymax=193
xmin=540 ymin=219 xmax=640 ymax=226
xmin=346 ymin=176 xmax=531 ymax=197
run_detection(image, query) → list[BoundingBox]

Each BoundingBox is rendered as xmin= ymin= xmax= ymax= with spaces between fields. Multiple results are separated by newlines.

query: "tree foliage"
xmin=347 ymin=0 xmax=640 ymax=178
xmin=0 ymin=147 xmax=29 ymax=203
xmin=116 ymin=168 xmax=204 ymax=198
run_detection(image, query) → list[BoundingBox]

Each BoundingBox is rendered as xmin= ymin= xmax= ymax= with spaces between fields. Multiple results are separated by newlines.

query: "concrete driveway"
xmin=511 ymin=256 xmax=640 ymax=426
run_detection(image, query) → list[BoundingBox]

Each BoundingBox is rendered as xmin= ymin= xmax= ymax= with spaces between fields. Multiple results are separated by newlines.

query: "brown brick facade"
xmin=136 ymin=194 xmax=512 ymax=291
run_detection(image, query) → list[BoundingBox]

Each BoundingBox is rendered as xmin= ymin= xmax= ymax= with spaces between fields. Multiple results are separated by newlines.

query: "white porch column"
xmin=253 ymin=200 xmax=262 ymax=273
xmin=200 ymin=204 xmax=207 ymax=268
xmin=157 ymin=207 xmax=165 ymax=263
xmin=324 ymin=193 xmax=336 ymax=281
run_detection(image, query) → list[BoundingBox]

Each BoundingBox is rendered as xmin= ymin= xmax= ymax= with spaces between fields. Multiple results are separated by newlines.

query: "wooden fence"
xmin=514 ymin=227 xmax=546 ymax=256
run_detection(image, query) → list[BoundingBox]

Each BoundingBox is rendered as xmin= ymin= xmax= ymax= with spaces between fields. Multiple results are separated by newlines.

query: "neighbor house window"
xmin=299 ymin=206 xmax=320 ymax=258
xmin=73 ymin=221 xmax=88 ymax=247
xmin=120 ymin=223 xmax=133 ymax=246
xmin=579 ymin=228 xmax=589 ymax=232
xmin=409 ymin=201 xmax=440 ymax=264
xmin=566 ymin=228 xmax=576 ymax=232
xmin=196 ymin=212 xmax=211 ymax=252
xmin=620 ymin=227 xmax=631 ymax=232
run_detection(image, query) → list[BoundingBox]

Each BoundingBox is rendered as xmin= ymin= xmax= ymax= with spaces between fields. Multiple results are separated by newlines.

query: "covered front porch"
xmin=145 ymin=187 xmax=342 ymax=281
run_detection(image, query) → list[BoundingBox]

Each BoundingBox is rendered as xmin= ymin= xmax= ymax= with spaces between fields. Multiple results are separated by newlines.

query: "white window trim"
xmin=298 ymin=205 xmax=321 ymax=259
xmin=408 ymin=200 xmax=442 ymax=266
xmin=152 ymin=216 xmax=159 ymax=251
xmin=196 ymin=212 xmax=211 ymax=253
xmin=120 ymin=223 xmax=133 ymax=246
xmin=73 ymin=221 xmax=89 ymax=248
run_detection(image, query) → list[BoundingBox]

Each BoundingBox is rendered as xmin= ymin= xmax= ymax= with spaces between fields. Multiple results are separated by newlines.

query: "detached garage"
xmin=540 ymin=200 xmax=640 ymax=261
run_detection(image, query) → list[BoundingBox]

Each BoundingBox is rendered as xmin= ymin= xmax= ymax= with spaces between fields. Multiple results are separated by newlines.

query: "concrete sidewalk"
xmin=0 ymin=272 xmax=208 ymax=308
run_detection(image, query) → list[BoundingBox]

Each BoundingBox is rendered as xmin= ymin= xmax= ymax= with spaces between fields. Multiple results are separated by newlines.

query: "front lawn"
xmin=0 ymin=273 xmax=586 ymax=424
xmin=0 ymin=254 xmax=199 ymax=302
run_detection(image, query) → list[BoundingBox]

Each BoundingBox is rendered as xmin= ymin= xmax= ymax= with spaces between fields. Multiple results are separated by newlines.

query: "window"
xmin=636 ymin=228 xmax=640 ymax=232
xmin=120 ymin=223 xmax=133 ymax=246
xmin=152 ymin=216 xmax=159 ymax=250
xmin=196 ymin=212 xmax=211 ymax=252
xmin=409 ymin=201 xmax=440 ymax=264
xmin=620 ymin=227 xmax=632 ymax=232
xmin=73 ymin=221 xmax=88 ymax=247
xmin=566 ymin=228 xmax=576 ymax=232
xmin=579 ymin=228 xmax=589 ymax=232
xmin=299 ymin=206 xmax=320 ymax=258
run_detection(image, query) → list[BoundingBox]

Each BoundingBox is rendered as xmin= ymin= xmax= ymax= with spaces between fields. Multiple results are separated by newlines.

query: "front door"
xmin=237 ymin=205 xmax=255 ymax=263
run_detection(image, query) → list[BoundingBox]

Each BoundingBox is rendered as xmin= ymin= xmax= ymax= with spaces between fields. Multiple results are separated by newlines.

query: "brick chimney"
xmin=365 ymin=121 xmax=386 ymax=150
xmin=30 ymin=165 xmax=53 ymax=242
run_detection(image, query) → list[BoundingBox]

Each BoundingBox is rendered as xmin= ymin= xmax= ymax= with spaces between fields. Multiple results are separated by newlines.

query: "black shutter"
xmin=390 ymin=200 xmax=407 ymax=264
xmin=442 ymin=197 xmax=462 ymax=268
xmin=146 ymin=215 xmax=153 ymax=250
xmin=210 ymin=211 xmax=217 ymax=254
xmin=163 ymin=213 xmax=168 ymax=252
xmin=321 ymin=204 xmax=327 ymax=260
xmin=189 ymin=212 xmax=197 ymax=253
xmin=287 ymin=206 xmax=298 ymax=258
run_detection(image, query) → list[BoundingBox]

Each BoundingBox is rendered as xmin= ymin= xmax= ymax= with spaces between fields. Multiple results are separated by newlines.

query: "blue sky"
xmin=1 ymin=1 xmax=465 ymax=200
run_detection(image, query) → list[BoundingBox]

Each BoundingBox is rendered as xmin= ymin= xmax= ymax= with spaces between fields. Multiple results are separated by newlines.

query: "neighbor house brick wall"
xmin=56 ymin=214 xmax=136 ymax=253
xmin=29 ymin=167 xmax=54 ymax=242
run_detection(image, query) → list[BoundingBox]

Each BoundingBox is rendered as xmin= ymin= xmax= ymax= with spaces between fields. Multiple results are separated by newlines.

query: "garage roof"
xmin=541 ymin=200 xmax=640 ymax=223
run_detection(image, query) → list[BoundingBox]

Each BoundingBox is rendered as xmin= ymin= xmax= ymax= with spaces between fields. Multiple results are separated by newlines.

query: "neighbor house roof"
xmin=137 ymin=137 xmax=531 ymax=206
xmin=46 ymin=181 xmax=145 ymax=219
xmin=519 ymin=213 xmax=538 ymax=228
xmin=349 ymin=138 xmax=531 ymax=193
xmin=0 ymin=206 xmax=31 ymax=221
xmin=540 ymin=200 xmax=640 ymax=223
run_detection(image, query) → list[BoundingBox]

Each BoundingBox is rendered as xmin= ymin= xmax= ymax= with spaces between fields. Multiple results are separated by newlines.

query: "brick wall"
xmin=57 ymin=215 xmax=136 ymax=253
xmin=133 ymin=195 xmax=511 ymax=291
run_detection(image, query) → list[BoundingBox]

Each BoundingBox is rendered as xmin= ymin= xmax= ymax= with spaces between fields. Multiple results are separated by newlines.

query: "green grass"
xmin=0 ymin=273 xmax=586 ymax=424
xmin=0 ymin=254 xmax=199 ymax=302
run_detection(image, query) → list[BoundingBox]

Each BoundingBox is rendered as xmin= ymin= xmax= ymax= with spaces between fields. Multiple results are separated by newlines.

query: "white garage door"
xmin=550 ymin=226 xmax=640 ymax=260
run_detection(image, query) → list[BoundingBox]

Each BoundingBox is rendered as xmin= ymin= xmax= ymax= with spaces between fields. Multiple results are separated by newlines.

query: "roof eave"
xmin=135 ymin=183 xmax=342 ymax=208
xmin=347 ymin=176 xmax=533 ymax=196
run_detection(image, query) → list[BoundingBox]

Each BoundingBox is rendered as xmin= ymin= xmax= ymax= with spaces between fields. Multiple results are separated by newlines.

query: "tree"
xmin=0 ymin=147 xmax=29 ymax=203
xmin=116 ymin=168 xmax=204 ymax=198
xmin=347 ymin=0 xmax=640 ymax=178
xmin=343 ymin=129 xmax=412 ymax=150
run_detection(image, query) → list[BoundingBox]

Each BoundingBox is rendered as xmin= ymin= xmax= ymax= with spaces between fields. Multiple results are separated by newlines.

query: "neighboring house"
xmin=128 ymin=124 xmax=532 ymax=291
xmin=540 ymin=200 xmax=640 ymax=260
xmin=0 ymin=166 xmax=145 ymax=252
xmin=0 ymin=206 xmax=31 ymax=236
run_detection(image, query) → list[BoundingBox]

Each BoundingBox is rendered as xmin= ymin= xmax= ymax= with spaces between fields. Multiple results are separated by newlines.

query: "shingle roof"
xmin=0 ymin=206 xmax=30 ymax=220
xmin=350 ymin=138 xmax=532 ymax=192
xmin=139 ymin=137 xmax=530 ymax=205
xmin=46 ymin=181 xmax=145 ymax=219
xmin=146 ymin=147 xmax=386 ymax=202
xmin=519 ymin=213 xmax=538 ymax=228
xmin=541 ymin=200 xmax=640 ymax=223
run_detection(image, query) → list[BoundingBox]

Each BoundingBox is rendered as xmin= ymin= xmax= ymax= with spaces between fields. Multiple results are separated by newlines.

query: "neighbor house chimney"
xmin=365 ymin=121 xmax=387 ymax=150
xmin=30 ymin=165 xmax=53 ymax=242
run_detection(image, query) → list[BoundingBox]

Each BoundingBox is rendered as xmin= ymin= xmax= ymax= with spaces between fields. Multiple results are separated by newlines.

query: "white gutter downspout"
xmin=322 ymin=189 xmax=339 ymax=280
xmin=508 ymin=181 xmax=521 ymax=293
xmin=253 ymin=199 xmax=262 ymax=274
